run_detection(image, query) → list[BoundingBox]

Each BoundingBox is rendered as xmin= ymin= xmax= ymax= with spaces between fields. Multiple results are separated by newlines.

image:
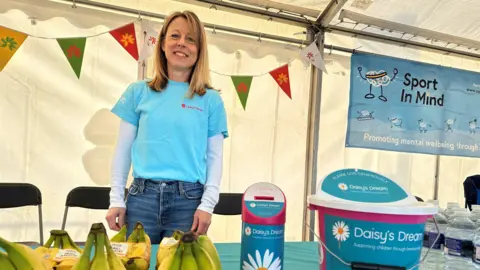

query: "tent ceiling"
xmin=329 ymin=0 xmax=480 ymax=57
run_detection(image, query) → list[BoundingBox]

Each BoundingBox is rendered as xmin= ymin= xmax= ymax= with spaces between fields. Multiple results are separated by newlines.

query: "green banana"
xmin=197 ymin=234 xmax=222 ymax=270
xmin=111 ymin=225 xmax=127 ymax=242
xmin=90 ymin=230 xmax=110 ymax=270
xmin=0 ymin=236 xmax=49 ymax=269
xmin=0 ymin=251 xmax=15 ymax=270
xmin=66 ymin=234 xmax=83 ymax=253
xmin=181 ymin=243 xmax=198 ymax=270
xmin=71 ymin=231 xmax=95 ymax=270
xmin=172 ymin=230 xmax=184 ymax=240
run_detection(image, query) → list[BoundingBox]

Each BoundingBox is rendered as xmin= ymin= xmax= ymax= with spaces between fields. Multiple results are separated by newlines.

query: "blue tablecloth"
xmin=151 ymin=241 xmax=319 ymax=270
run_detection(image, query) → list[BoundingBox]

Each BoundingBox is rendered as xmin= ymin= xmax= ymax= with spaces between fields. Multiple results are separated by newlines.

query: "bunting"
xmin=109 ymin=23 xmax=139 ymax=61
xmin=0 ymin=21 xmax=330 ymax=111
xmin=269 ymin=64 xmax=292 ymax=99
xmin=300 ymin=42 xmax=328 ymax=74
xmin=57 ymin=38 xmax=87 ymax=78
xmin=231 ymin=76 xmax=253 ymax=110
xmin=0 ymin=26 xmax=28 ymax=71
xmin=139 ymin=20 xmax=159 ymax=61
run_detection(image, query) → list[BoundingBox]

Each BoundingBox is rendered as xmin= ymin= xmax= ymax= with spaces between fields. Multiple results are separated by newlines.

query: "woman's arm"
xmin=197 ymin=134 xmax=224 ymax=214
xmin=109 ymin=120 xmax=137 ymax=208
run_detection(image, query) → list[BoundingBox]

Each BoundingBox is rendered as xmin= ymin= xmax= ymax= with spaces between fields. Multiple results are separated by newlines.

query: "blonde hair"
xmin=148 ymin=10 xmax=213 ymax=98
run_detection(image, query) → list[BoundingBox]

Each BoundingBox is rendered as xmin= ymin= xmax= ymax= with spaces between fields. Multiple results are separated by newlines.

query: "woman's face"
xmin=162 ymin=17 xmax=199 ymax=72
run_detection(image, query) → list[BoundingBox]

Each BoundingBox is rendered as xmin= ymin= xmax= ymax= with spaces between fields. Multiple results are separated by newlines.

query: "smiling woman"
xmin=105 ymin=10 xmax=229 ymax=244
xmin=148 ymin=11 xmax=212 ymax=98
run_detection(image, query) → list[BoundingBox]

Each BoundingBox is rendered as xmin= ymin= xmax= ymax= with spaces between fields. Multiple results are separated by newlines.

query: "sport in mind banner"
xmin=346 ymin=52 xmax=480 ymax=158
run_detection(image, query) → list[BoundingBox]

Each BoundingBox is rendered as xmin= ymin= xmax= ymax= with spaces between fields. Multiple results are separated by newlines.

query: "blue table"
xmin=151 ymin=241 xmax=319 ymax=270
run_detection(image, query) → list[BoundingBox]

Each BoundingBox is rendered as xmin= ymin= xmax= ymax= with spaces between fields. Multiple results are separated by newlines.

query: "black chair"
xmin=61 ymin=186 xmax=127 ymax=230
xmin=213 ymin=193 xmax=243 ymax=215
xmin=0 ymin=183 xmax=44 ymax=246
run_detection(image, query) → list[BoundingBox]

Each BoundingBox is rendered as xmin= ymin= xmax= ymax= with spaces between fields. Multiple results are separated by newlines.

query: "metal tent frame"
xmin=62 ymin=0 xmax=480 ymax=241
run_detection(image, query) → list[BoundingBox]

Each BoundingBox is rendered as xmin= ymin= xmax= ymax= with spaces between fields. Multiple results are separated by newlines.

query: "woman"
xmin=105 ymin=10 xmax=229 ymax=244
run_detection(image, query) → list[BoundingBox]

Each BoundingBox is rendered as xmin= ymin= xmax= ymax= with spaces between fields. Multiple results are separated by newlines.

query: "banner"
xmin=346 ymin=53 xmax=480 ymax=158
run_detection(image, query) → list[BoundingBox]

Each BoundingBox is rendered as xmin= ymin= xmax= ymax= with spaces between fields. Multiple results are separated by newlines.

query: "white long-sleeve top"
xmin=109 ymin=120 xmax=224 ymax=214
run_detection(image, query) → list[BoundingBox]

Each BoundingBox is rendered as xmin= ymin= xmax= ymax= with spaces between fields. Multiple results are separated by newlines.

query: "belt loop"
xmin=178 ymin=181 xmax=184 ymax=196
xmin=137 ymin=178 xmax=146 ymax=194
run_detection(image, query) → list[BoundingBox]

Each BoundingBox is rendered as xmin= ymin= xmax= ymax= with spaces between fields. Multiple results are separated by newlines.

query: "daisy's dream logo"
xmin=332 ymin=221 xmax=350 ymax=249
xmin=338 ymin=183 xmax=348 ymax=191
xmin=245 ymin=226 xmax=252 ymax=236
xmin=242 ymin=250 xmax=281 ymax=270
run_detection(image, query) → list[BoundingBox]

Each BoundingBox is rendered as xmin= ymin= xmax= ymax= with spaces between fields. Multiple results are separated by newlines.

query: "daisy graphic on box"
xmin=242 ymin=249 xmax=282 ymax=270
xmin=332 ymin=221 xmax=350 ymax=249
xmin=338 ymin=183 xmax=348 ymax=191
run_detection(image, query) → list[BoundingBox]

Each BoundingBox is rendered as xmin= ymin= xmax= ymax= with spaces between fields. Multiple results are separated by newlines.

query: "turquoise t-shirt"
xmin=111 ymin=80 xmax=229 ymax=184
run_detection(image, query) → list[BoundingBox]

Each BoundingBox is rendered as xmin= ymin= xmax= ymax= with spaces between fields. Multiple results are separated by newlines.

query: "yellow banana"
xmin=158 ymin=242 xmax=183 ymax=270
xmin=71 ymin=231 xmax=95 ymax=270
xmin=197 ymin=234 xmax=222 ymax=270
xmin=123 ymin=222 xmax=150 ymax=270
xmin=181 ymin=243 xmax=198 ymax=270
xmin=156 ymin=237 xmax=180 ymax=268
xmin=191 ymin=241 xmax=216 ymax=270
xmin=111 ymin=224 xmax=128 ymax=242
xmin=90 ymin=229 xmax=110 ymax=270
xmin=55 ymin=234 xmax=81 ymax=270
xmin=0 ymin=236 xmax=49 ymax=269
xmin=0 ymin=251 xmax=15 ymax=270
xmin=105 ymin=232 xmax=127 ymax=270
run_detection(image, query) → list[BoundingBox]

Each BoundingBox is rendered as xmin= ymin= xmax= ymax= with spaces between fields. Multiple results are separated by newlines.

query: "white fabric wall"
xmin=0 ymin=8 xmax=311 ymax=243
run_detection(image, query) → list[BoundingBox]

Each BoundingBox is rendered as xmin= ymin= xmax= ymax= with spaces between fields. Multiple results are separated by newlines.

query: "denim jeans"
xmin=125 ymin=178 xmax=203 ymax=244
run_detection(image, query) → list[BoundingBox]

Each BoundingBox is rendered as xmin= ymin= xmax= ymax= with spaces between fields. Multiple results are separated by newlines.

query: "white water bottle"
xmin=444 ymin=212 xmax=476 ymax=269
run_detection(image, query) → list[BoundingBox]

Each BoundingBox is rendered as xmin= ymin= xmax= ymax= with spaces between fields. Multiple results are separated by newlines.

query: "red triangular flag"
xmin=109 ymin=23 xmax=139 ymax=61
xmin=269 ymin=64 xmax=291 ymax=99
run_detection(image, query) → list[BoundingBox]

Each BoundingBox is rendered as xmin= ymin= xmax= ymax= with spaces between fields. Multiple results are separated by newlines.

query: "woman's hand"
xmin=191 ymin=209 xmax=212 ymax=235
xmin=105 ymin=207 xmax=126 ymax=231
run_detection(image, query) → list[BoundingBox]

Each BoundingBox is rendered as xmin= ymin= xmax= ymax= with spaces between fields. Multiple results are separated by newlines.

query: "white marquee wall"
xmin=0 ymin=7 xmax=311 ymax=243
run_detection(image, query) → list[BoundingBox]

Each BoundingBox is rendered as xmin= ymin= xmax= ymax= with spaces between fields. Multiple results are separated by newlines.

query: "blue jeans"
xmin=125 ymin=178 xmax=203 ymax=244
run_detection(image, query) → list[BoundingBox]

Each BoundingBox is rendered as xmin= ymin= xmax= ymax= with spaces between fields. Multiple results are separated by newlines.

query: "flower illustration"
xmin=120 ymin=33 xmax=135 ymax=47
xmin=332 ymin=221 xmax=350 ymax=248
xmin=338 ymin=183 xmax=348 ymax=191
xmin=276 ymin=73 xmax=288 ymax=85
xmin=242 ymin=249 xmax=281 ymax=270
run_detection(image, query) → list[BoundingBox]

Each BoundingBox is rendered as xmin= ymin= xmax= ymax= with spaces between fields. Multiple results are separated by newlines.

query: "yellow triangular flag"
xmin=0 ymin=26 xmax=28 ymax=71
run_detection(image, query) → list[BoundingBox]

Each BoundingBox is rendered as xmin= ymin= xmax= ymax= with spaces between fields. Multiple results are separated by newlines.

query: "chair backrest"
xmin=0 ymin=183 xmax=42 ymax=208
xmin=213 ymin=193 xmax=243 ymax=215
xmin=0 ymin=183 xmax=44 ymax=245
xmin=65 ymin=186 xmax=112 ymax=210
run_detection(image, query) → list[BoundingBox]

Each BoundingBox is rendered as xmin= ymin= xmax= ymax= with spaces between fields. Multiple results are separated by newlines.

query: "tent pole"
xmin=434 ymin=155 xmax=440 ymax=200
xmin=302 ymin=26 xmax=325 ymax=242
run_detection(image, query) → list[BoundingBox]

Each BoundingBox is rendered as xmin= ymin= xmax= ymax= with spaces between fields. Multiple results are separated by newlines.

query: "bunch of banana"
xmin=120 ymin=222 xmax=151 ymax=270
xmin=0 ymin=235 xmax=51 ymax=269
xmin=71 ymin=222 xmax=126 ymax=270
xmin=156 ymin=231 xmax=222 ymax=270
xmin=34 ymin=229 xmax=83 ymax=269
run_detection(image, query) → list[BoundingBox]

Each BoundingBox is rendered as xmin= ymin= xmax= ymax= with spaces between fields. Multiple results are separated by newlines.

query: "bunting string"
xmin=0 ymin=18 xmax=327 ymax=110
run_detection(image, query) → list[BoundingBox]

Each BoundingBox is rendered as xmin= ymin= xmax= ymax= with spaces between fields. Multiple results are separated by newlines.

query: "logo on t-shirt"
xmin=181 ymin=103 xmax=203 ymax=111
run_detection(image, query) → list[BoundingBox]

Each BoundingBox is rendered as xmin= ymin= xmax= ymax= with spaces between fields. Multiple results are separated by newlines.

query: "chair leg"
xmin=38 ymin=205 xmax=44 ymax=246
xmin=61 ymin=207 xmax=69 ymax=230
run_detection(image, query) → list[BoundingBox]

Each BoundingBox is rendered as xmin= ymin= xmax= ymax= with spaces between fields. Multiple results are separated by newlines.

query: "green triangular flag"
xmin=57 ymin=38 xmax=86 ymax=78
xmin=231 ymin=76 xmax=253 ymax=110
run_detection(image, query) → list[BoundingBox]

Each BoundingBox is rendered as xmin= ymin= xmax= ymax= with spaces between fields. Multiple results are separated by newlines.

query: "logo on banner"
xmin=357 ymin=67 xmax=399 ymax=102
